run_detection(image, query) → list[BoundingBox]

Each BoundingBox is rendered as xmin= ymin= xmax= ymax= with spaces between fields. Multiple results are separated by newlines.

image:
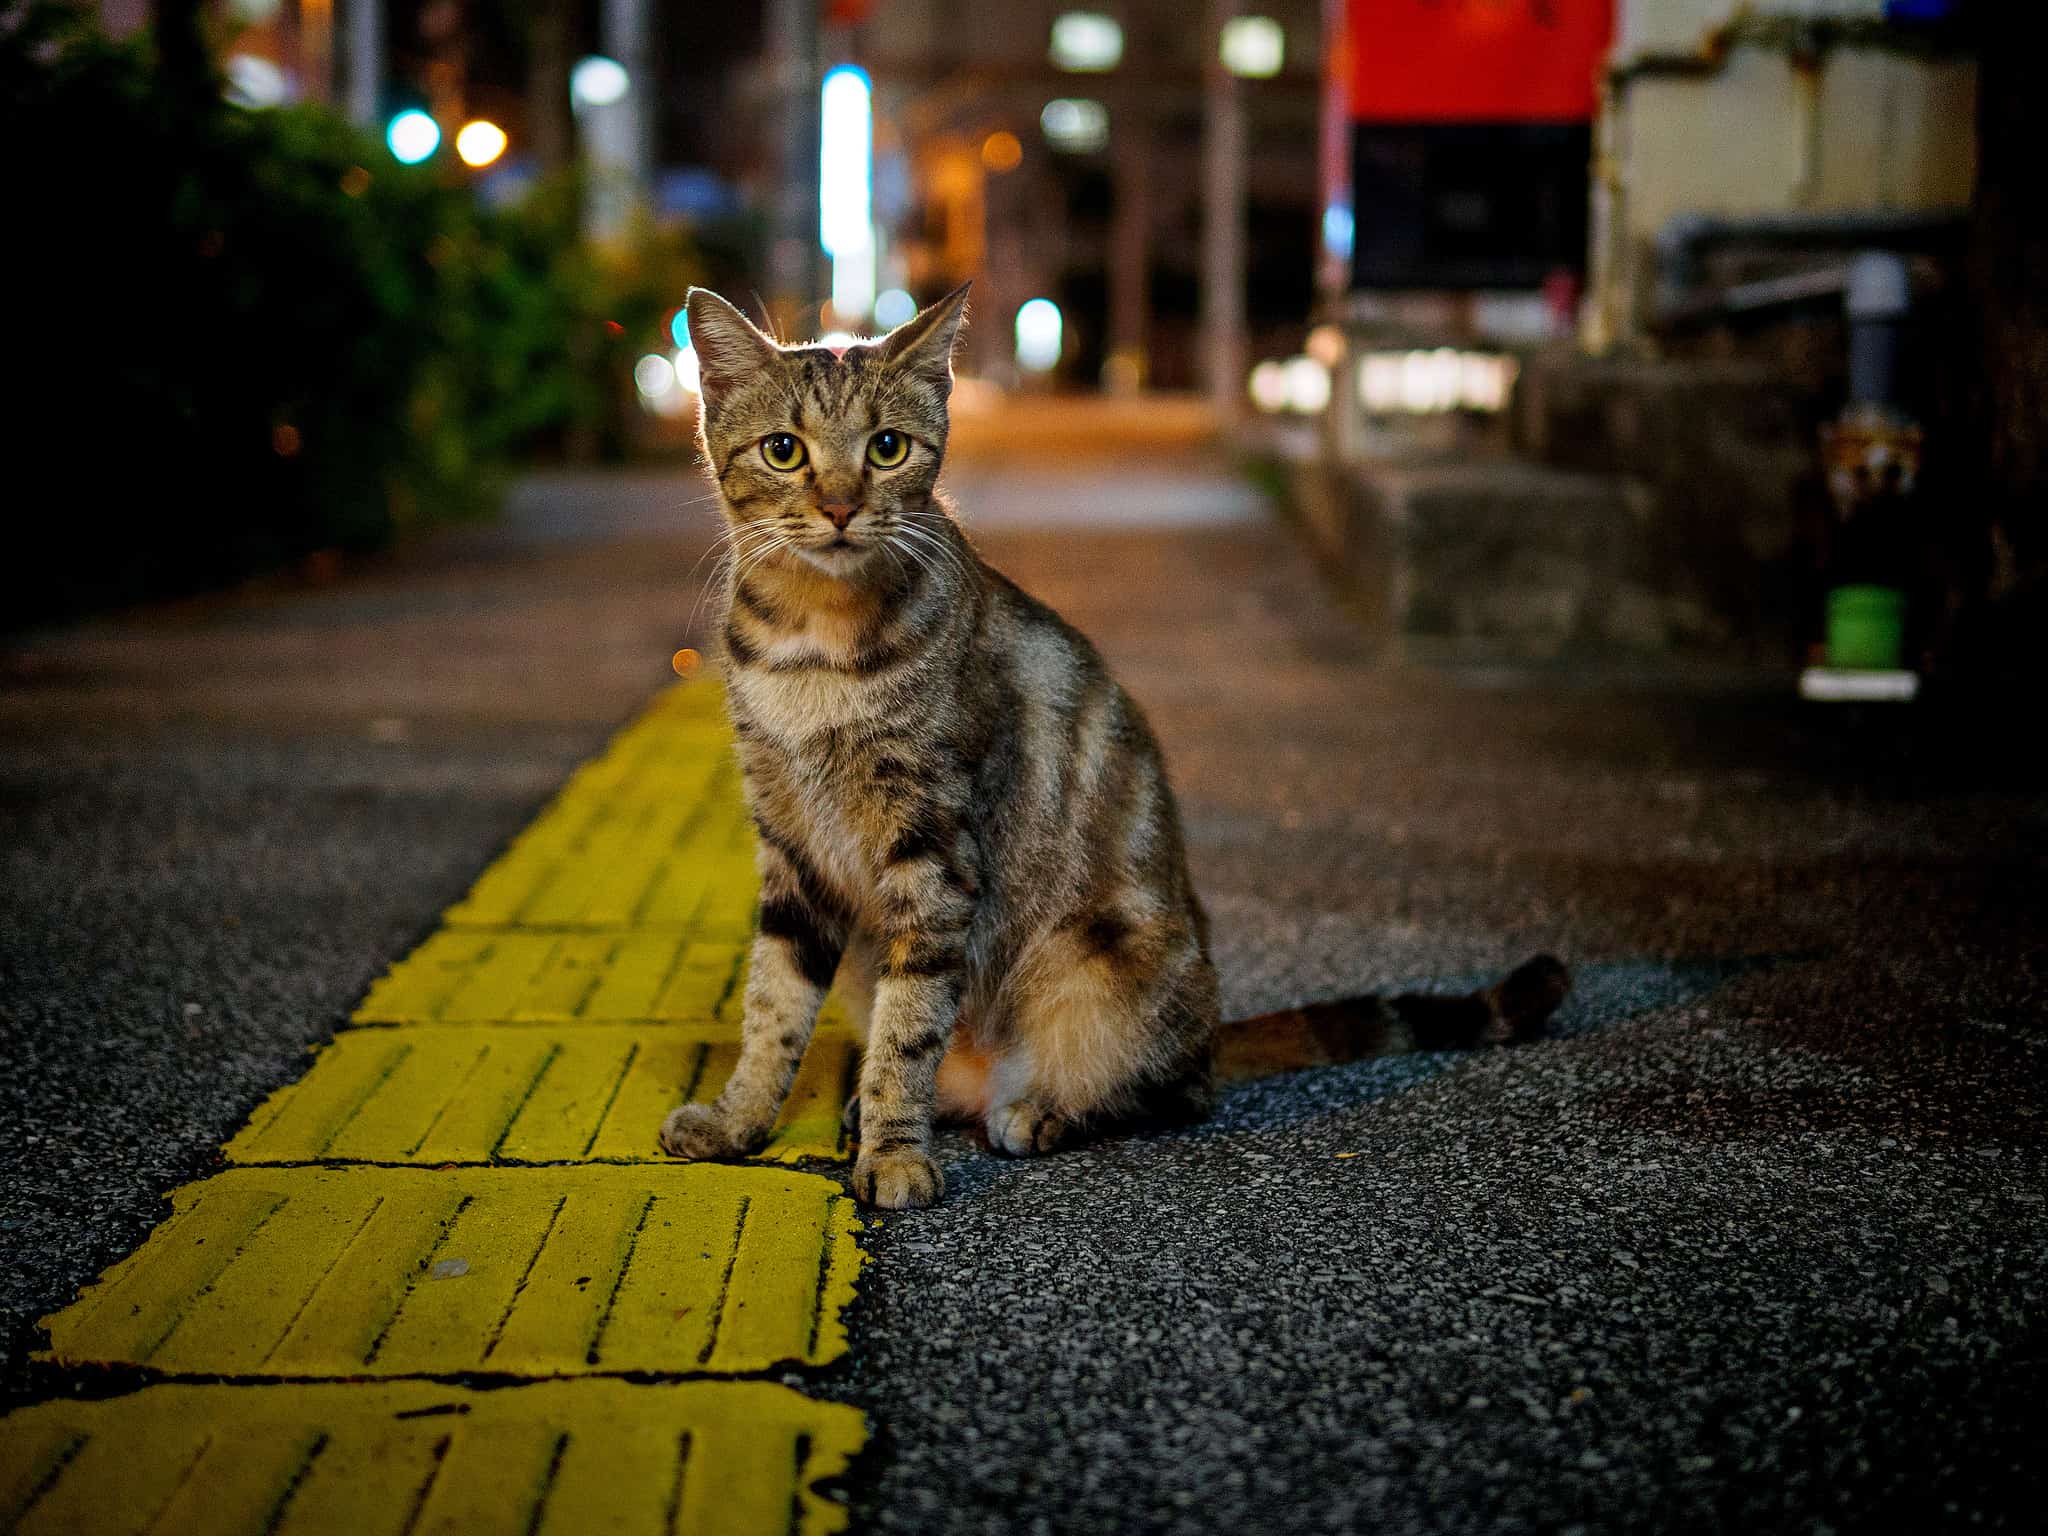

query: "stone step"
xmin=1286 ymin=453 xmax=1716 ymax=661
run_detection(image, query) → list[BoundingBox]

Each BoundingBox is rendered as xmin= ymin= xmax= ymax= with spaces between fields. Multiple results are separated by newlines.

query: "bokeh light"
xmin=224 ymin=54 xmax=288 ymax=109
xmin=570 ymin=56 xmax=630 ymax=110
xmin=633 ymin=353 xmax=676 ymax=397
xmin=1304 ymin=324 xmax=1345 ymax=368
xmin=1220 ymin=16 xmax=1285 ymax=79
xmin=1015 ymin=298 xmax=1064 ymax=372
xmin=1040 ymin=98 xmax=1108 ymax=153
xmin=386 ymin=110 xmax=440 ymax=164
xmin=454 ymin=120 xmax=508 ymax=169
xmin=1248 ymin=360 xmax=1289 ymax=413
xmin=981 ymin=131 xmax=1024 ymax=173
xmin=1282 ymin=356 xmax=1330 ymax=413
xmin=1050 ymin=13 xmax=1123 ymax=72
xmin=669 ymin=310 xmax=691 ymax=349
xmin=874 ymin=289 xmax=917 ymax=329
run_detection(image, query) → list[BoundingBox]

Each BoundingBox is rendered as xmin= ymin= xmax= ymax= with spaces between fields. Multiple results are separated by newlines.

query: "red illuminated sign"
xmin=1348 ymin=0 xmax=1614 ymax=123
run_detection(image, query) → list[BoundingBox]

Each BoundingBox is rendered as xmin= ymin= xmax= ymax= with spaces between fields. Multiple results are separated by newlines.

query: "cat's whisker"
xmin=684 ymin=523 xmax=790 ymax=640
xmin=890 ymin=521 xmax=969 ymax=586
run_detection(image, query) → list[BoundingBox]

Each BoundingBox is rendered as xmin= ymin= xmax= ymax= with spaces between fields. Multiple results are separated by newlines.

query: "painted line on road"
xmin=0 ymin=1378 xmax=863 ymax=1536
xmin=9 ymin=678 xmax=874 ymax=1534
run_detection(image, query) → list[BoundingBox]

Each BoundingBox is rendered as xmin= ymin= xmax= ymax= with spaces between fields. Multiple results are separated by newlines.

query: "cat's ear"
xmin=880 ymin=281 xmax=971 ymax=392
xmin=685 ymin=288 xmax=779 ymax=396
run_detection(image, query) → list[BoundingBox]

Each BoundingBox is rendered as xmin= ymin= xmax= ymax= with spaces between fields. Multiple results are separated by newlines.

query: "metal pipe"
xmin=1846 ymin=250 xmax=1911 ymax=410
xmin=1201 ymin=0 xmax=1246 ymax=425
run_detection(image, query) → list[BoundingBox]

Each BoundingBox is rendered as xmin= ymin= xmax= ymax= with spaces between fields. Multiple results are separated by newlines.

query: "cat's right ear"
xmin=685 ymin=289 xmax=778 ymax=397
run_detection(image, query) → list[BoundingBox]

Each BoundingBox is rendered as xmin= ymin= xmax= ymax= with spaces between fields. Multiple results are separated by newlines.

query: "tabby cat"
xmin=657 ymin=284 xmax=1568 ymax=1209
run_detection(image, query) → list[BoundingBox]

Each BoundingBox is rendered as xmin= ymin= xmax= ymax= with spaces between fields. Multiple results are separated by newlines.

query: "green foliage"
xmin=2 ymin=3 xmax=700 ymax=622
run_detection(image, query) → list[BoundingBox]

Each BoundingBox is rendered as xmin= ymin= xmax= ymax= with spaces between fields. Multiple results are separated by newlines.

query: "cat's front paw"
xmin=659 ymin=1103 xmax=742 ymax=1160
xmin=851 ymin=1147 xmax=943 ymax=1209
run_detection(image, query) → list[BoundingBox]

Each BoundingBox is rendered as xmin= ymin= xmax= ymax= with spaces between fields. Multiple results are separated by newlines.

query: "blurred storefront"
xmin=1291 ymin=0 xmax=1981 ymax=672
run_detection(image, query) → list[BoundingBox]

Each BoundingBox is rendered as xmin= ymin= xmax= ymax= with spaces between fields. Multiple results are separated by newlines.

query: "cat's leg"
xmin=832 ymin=935 xmax=876 ymax=1141
xmin=987 ymin=909 xmax=1218 ymax=1155
xmin=852 ymin=951 xmax=961 ymax=1207
xmin=847 ymin=818 xmax=979 ymax=1209
xmin=659 ymin=841 xmax=844 ymax=1159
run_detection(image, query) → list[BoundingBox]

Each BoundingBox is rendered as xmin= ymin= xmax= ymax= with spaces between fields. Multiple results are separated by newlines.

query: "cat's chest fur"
xmin=732 ymin=721 xmax=905 ymax=923
xmin=725 ymin=621 xmax=937 ymax=922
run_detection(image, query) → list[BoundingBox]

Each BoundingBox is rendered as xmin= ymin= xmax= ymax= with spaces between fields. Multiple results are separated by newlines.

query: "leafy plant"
xmin=2 ymin=2 xmax=700 ymax=622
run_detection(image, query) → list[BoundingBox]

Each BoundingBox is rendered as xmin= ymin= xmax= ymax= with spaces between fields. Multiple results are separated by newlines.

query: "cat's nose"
xmin=819 ymin=500 xmax=859 ymax=529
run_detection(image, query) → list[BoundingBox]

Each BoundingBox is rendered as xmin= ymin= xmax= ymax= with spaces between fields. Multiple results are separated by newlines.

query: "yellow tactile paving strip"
xmin=6 ymin=680 xmax=872 ymax=1534
xmin=0 ymin=1380 xmax=864 ymax=1536
xmin=226 ymin=1026 xmax=857 ymax=1166
xmin=354 ymin=929 xmax=748 ymax=1025
xmin=39 ymin=1165 xmax=863 ymax=1377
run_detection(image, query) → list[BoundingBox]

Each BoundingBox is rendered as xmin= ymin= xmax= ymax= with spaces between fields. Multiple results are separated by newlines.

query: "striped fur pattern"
xmin=656 ymin=284 xmax=1219 ymax=1208
xmin=655 ymin=286 xmax=1574 ymax=1209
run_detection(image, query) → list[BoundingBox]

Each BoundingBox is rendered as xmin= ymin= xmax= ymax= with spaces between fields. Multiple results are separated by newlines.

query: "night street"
xmin=5 ymin=400 xmax=2043 ymax=1531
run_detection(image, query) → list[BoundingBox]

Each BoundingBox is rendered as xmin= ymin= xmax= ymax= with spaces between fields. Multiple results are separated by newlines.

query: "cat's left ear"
xmin=881 ymin=280 xmax=971 ymax=393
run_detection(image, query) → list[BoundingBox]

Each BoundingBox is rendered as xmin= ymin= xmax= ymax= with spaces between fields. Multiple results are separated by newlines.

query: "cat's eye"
xmin=760 ymin=433 xmax=807 ymax=471
xmin=867 ymin=430 xmax=910 ymax=469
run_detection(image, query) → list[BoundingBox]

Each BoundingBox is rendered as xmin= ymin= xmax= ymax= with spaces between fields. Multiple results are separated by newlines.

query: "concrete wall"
xmin=1588 ymin=4 xmax=1977 ymax=346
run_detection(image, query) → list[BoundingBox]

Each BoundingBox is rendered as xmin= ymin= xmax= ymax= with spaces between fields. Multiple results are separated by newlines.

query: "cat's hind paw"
xmin=851 ymin=1147 xmax=943 ymax=1209
xmin=985 ymin=1100 xmax=1070 ymax=1156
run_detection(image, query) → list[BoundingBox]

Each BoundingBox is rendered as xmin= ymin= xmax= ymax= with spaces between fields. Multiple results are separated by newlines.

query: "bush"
xmin=2 ymin=4 xmax=699 ymax=623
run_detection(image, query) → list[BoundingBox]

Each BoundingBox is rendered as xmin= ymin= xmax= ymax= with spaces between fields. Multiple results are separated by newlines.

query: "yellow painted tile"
xmin=40 ymin=1165 xmax=864 ymax=1378
xmin=225 ymin=1026 xmax=855 ymax=1166
xmin=438 ymin=692 xmax=760 ymax=933
xmin=0 ymin=1379 xmax=863 ymax=1536
xmin=350 ymin=930 xmax=496 ymax=1022
xmin=353 ymin=934 xmax=746 ymax=1026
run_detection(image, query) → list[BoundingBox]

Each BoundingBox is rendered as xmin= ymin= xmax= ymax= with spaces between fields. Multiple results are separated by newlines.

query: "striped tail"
xmin=1213 ymin=954 xmax=1571 ymax=1083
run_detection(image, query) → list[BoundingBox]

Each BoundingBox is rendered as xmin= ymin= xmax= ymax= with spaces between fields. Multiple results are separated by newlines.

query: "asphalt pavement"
xmin=4 ymin=398 xmax=2044 ymax=1532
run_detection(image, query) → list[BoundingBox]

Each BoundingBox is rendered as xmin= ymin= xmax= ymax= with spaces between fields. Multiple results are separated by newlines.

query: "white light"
xmin=1282 ymin=357 xmax=1331 ymax=414
xmin=818 ymin=331 xmax=860 ymax=350
xmin=647 ymin=382 xmax=693 ymax=418
xmin=571 ymin=56 xmax=630 ymax=111
xmin=1398 ymin=349 xmax=1449 ymax=412
xmin=1360 ymin=352 xmax=1402 ymax=413
xmin=671 ymin=346 xmax=701 ymax=394
xmin=831 ymin=238 xmax=877 ymax=322
xmin=1015 ymin=298 xmax=1063 ymax=372
xmin=1040 ymin=98 xmax=1108 ymax=153
xmin=1248 ymin=360 xmax=1289 ymax=414
xmin=1220 ymin=16 xmax=1285 ymax=79
xmin=224 ymin=53 xmax=288 ymax=108
xmin=874 ymin=288 xmax=917 ymax=330
xmin=634 ymin=353 xmax=676 ymax=397
xmin=1459 ymin=352 xmax=1516 ymax=412
xmin=819 ymin=66 xmax=873 ymax=257
xmin=1360 ymin=350 xmax=1517 ymax=414
xmin=1050 ymin=13 xmax=1123 ymax=72
xmin=386 ymin=110 xmax=440 ymax=164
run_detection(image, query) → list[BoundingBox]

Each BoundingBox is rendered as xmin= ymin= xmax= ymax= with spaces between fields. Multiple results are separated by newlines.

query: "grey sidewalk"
xmin=4 ymin=404 xmax=2045 ymax=1531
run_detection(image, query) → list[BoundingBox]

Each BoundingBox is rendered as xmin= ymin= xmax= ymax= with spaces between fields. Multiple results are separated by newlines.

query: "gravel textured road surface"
xmin=5 ymin=401 xmax=2044 ymax=1531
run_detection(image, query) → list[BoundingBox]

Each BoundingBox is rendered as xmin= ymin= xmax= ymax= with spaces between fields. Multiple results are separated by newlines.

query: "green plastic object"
xmin=1826 ymin=585 xmax=1906 ymax=670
